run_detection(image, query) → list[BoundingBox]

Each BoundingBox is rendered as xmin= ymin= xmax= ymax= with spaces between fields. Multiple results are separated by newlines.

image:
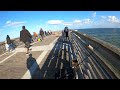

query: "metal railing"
xmin=70 ymin=30 xmax=120 ymax=79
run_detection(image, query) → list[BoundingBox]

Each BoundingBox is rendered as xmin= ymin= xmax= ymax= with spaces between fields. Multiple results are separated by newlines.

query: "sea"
xmin=77 ymin=28 xmax=120 ymax=49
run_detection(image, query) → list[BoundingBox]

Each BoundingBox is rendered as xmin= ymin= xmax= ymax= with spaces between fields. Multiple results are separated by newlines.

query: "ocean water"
xmin=77 ymin=28 xmax=120 ymax=49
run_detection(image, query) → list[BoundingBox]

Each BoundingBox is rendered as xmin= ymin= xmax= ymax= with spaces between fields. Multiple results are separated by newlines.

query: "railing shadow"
xmin=38 ymin=35 xmax=73 ymax=79
xmin=28 ymin=33 xmax=77 ymax=79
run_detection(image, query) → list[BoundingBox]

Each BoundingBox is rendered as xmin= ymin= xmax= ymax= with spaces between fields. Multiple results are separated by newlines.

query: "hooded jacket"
xmin=20 ymin=29 xmax=32 ymax=43
xmin=6 ymin=35 xmax=12 ymax=44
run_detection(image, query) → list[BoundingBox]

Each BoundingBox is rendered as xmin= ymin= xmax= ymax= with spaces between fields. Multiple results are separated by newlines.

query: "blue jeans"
xmin=8 ymin=43 xmax=14 ymax=52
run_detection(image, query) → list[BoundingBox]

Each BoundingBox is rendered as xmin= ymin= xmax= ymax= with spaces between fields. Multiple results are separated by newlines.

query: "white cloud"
xmin=64 ymin=23 xmax=72 ymax=26
xmin=73 ymin=20 xmax=81 ymax=23
xmin=73 ymin=19 xmax=92 ymax=25
xmin=47 ymin=20 xmax=63 ymax=25
xmin=4 ymin=20 xmax=26 ymax=27
xmin=92 ymin=12 xmax=96 ymax=18
xmin=63 ymin=19 xmax=93 ymax=29
xmin=6 ymin=21 xmax=11 ymax=24
xmin=107 ymin=16 xmax=120 ymax=24
xmin=82 ymin=19 xmax=92 ymax=24
xmin=71 ymin=15 xmax=120 ymax=28
xmin=63 ymin=22 xmax=72 ymax=26
xmin=101 ymin=16 xmax=106 ymax=19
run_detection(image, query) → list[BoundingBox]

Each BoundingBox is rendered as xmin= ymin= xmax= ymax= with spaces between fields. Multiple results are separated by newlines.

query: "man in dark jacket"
xmin=39 ymin=28 xmax=44 ymax=40
xmin=64 ymin=26 xmax=69 ymax=40
xmin=20 ymin=26 xmax=32 ymax=55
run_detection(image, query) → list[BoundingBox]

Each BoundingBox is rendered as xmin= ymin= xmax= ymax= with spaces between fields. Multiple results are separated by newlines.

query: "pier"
xmin=0 ymin=31 xmax=120 ymax=79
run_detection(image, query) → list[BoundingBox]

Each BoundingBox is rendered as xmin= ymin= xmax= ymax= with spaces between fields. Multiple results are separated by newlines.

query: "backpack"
xmin=38 ymin=38 xmax=41 ymax=42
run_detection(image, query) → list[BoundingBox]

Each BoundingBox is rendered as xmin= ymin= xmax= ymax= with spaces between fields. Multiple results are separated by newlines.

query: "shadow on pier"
xmin=31 ymin=35 xmax=76 ymax=79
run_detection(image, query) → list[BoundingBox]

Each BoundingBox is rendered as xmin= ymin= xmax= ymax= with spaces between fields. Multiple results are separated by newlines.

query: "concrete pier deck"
xmin=0 ymin=33 xmax=73 ymax=79
xmin=0 ymin=31 xmax=119 ymax=79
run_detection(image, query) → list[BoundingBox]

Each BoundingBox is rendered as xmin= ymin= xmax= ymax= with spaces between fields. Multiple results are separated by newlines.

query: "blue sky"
xmin=0 ymin=11 xmax=120 ymax=42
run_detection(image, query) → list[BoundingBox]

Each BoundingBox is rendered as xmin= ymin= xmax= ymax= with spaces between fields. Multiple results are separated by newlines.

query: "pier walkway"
xmin=0 ymin=31 xmax=119 ymax=79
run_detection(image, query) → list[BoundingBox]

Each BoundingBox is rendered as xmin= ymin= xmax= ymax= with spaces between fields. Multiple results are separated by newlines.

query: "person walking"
xmin=20 ymin=26 xmax=32 ymax=55
xmin=6 ymin=35 xmax=15 ymax=53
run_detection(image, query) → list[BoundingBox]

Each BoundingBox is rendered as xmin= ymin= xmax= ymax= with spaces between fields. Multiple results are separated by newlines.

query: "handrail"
xmin=72 ymin=30 xmax=120 ymax=79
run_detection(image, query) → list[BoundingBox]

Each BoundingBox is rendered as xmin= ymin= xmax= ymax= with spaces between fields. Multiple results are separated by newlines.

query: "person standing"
xmin=20 ymin=26 xmax=32 ymax=55
xmin=33 ymin=32 xmax=38 ymax=42
xmin=39 ymin=28 xmax=44 ymax=40
xmin=64 ymin=26 xmax=69 ymax=40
